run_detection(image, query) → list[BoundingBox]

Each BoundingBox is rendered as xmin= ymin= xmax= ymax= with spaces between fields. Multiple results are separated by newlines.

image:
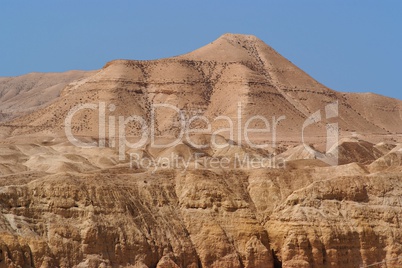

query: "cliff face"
xmin=0 ymin=34 xmax=402 ymax=268
xmin=0 ymin=157 xmax=401 ymax=268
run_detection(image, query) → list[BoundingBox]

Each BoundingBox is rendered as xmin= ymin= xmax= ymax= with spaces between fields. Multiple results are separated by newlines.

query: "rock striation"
xmin=0 ymin=34 xmax=401 ymax=267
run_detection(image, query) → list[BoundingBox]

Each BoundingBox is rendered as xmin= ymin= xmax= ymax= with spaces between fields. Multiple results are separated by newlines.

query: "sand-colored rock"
xmin=0 ymin=34 xmax=401 ymax=267
xmin=0 ymin=70 xmax=95 ymax=123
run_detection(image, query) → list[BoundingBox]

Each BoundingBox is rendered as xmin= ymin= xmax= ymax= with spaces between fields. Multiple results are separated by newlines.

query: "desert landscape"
xmin=0 ymin=33 xmax=401 ymax=268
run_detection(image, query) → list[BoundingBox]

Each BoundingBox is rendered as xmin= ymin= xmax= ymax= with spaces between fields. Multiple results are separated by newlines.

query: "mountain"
xmin=3 ymin=34 xmax=402 ymax=145
xmin=0 ymin=34 xmax=401 ymax=268
xmin=0 ymin=70 xmax=95 ymax=122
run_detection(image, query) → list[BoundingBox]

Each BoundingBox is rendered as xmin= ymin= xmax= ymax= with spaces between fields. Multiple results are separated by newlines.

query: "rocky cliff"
xmin=0 ymin=34 xmax=401 ymax=268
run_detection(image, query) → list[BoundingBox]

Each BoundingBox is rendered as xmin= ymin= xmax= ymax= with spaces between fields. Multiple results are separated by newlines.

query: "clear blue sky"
xmin=1 ymin=1 xmax=401 ymax=100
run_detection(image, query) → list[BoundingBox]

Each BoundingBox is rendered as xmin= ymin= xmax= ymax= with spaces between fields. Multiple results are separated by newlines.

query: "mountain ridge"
xmin=0 ymin=33 xmax=402 ymax=268
xmin=2 ymin=34 xmax=401 ymax=147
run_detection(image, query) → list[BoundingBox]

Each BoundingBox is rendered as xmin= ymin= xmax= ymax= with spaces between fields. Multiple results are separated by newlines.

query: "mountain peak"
xmin=217 ymin=33 xmax=262 ymax=42
xmin=177 ymin=33 xmax=271 ymax=62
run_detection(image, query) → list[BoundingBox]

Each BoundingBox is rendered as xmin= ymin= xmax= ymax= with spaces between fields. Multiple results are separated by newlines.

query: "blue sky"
xmin=1 ymin=1 xmax=401 ymax=100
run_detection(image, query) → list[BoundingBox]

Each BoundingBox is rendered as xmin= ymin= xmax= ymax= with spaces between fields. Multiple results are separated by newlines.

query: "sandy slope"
xmin=0 ymin=70 xmax=96 ymax=122
xmin=0 ymin=34 xmax=401 ymax=267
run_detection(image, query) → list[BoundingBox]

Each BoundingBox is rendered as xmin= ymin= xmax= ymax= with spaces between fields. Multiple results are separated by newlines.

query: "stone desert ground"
xmin=0 ymin=34 xmax=402 ymax=267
